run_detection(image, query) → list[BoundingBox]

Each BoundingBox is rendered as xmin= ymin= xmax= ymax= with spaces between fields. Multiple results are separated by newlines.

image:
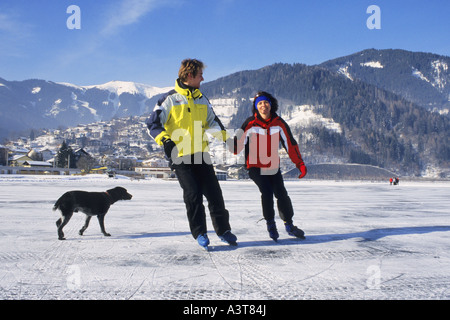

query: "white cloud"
xmin=50 ymin=0 xmax=167 ymax=73
xmin=100 ymin=0 xmax=164 ymax=36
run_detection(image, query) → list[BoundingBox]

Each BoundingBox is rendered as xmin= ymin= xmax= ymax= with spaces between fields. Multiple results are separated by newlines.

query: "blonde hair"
xmin=178 ymin=59 xmax=205 ymax=82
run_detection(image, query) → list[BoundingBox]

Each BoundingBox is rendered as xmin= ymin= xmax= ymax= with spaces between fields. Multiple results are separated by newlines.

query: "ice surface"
xmin=0 ymin=174 xmax=449 ymax=300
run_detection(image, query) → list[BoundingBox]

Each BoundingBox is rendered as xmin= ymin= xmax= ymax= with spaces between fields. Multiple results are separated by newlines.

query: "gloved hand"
xmin=297 ymin=162 xmax=307 ymax=179
xmin=163 ymin=139 xmax=177 ymax=160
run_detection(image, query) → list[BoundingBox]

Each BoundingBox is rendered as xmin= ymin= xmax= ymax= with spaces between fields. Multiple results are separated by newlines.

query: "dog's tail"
xmin=53 ymin=198 xmax=62 ymax=211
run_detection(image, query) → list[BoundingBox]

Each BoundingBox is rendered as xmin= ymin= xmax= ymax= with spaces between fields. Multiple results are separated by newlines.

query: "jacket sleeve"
xmin=229 ymin=116 xmax=253 ymax=155
xmin=146 ymin=92 xmax=173 ymax=145
xmin=279 ymin=118 xmax=304 ymax=165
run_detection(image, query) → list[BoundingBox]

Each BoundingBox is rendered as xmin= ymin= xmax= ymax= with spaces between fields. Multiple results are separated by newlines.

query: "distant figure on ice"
xmin=394 ymin=177 xmax=400 ymax=185
xmin=146 ymin=59 xmax=237 ymax=250
xmin=390 ymin=178 xmax=393 ymax=185
xmin=228 ymin=91 xmax=307 ymax=241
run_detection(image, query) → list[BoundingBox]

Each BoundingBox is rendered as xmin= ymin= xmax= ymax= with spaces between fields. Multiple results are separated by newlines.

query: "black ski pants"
xmin=174 ymin=160 xmax=231 ymax=239
xmin=248 ymin=167 xmax=295 ymax=223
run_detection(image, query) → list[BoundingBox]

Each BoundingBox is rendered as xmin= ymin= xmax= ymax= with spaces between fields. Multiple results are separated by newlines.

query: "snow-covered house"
xmin=10 ymin=154 xmax=32 ymax=166
xmin=22 ymin=160 xmax=52 ymax=168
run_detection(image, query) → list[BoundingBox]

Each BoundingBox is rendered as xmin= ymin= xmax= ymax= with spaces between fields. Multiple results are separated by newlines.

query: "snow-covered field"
xmin=0 ymin=174 xmax=449 ymax=300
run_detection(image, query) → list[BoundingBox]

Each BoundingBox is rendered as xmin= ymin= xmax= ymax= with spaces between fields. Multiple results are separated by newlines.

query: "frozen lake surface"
xmin=0 ymin=174 xmax=449 ymax=300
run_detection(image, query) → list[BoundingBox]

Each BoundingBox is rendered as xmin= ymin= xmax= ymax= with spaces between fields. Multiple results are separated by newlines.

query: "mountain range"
xmin=319 ymin=49 xmax=450 ymax=114
xmin=201 ymin=49 xmax=449 ymax=176
xmin=0 ymin=78 xmax=171 ymax=140
xmin=1 ymin=49 xmax=449 ymax=177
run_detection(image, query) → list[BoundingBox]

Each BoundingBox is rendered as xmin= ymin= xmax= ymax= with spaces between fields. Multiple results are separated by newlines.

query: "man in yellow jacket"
xmin=146 ymin=59 xmax=237 ymax=249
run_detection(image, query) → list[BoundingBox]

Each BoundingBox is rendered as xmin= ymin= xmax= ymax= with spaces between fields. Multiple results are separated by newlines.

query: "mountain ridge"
xmin=319 ymin=48 xmax=450 ymax=114
xmin=0 ymin=78 xmax=170 ymax=139
xmin=1 ymin=48 xmax=449 ymax=176
xmin=200 ymin=52 xmax=449 ymax=176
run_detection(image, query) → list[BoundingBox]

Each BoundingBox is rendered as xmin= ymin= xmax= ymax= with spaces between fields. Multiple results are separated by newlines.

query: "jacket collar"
xmin=175 ymin=79 xmax=203 ymax=99
xmin=254 ymin=112 xmax=279 ymax=126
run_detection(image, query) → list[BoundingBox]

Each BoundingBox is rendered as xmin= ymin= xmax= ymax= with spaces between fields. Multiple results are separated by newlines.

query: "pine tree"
xmin=55 ymin=141 xmax=76 ymax=168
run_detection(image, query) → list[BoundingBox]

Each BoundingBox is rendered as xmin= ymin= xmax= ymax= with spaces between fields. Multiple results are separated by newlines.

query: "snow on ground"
xmin=360 ymin=61 xmax=384 ymax=69
xmin=0 ymin=174 xmax=449 ymax=300
xmin=282 ymin=105 xmax=342 ymax=134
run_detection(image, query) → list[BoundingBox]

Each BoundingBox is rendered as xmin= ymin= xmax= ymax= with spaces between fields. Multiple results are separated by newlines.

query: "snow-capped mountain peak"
xmin=0 ymin=78 xmax=172 ymax=138
xmin=82 ymin=80 xmax=172 ymax=98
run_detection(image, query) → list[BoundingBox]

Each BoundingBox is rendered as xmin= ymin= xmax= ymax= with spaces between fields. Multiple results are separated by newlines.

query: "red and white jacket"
xmin=232 ymin=112 xmax=304 ymax=171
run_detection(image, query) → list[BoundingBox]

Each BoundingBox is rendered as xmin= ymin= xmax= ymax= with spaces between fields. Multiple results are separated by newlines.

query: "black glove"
xmin=163 ymin=139 xmax=177 ymax=160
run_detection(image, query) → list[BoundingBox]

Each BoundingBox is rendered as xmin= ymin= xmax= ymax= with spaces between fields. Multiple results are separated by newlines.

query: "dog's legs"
xmin=57 ymin=212 xmax=73 ymax=240
xmin=79 ymin=216 xmax=92 ymax=236
xmin=97 ymin=214 xmax=111 ymax=237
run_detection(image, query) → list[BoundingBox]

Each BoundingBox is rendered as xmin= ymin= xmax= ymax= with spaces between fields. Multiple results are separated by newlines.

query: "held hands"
xmin=297 ymin=162 xmax=307 ymax=179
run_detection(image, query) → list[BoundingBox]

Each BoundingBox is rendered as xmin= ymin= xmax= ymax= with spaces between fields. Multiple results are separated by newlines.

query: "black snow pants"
xmin=248 ymin=167 xmax=295 ymax=223
xmin=174 ymin=158 xmax=231 ymax=239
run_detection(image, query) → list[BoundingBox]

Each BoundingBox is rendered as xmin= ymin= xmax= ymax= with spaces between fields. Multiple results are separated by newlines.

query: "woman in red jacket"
xmin=231 ymin=91 xmax=307 ymax=241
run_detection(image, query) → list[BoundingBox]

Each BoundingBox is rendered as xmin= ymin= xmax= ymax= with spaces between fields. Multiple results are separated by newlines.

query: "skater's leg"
xmin=197 ymin=163 xmax=231 ymax=236
xmin=174 ymin=163 xmax=207 ymax=239
xmin=270 ymin=170 xmax=305 ymax=238
xmin=249 ymin=167 xmax=276 ymax=222
xmin=271 ymin=170 xmax=294 ymax=223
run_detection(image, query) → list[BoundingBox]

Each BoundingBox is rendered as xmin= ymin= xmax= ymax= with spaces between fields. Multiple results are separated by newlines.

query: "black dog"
xmin=53 ymin=186 xmax=132 ymax=240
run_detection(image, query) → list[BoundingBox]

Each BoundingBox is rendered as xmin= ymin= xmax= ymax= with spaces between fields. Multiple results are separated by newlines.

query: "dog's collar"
xmin=105 ymin=191 xmax=114 ymax=204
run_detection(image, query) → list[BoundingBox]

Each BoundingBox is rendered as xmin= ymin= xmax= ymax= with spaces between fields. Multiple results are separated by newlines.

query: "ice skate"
xmin=267 ymin=220 xmax=279 ymax=242
xmin=197 ymin=233 xmax=210 ymax=250
xmin=285 ymin=222 xmax=305 ymax=239
xmin=219 ymin=230 xmax=238 ymax=246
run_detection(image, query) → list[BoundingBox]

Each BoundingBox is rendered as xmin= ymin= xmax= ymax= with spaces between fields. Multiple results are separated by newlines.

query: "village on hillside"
xmin=0 ymin=115 xmax=236 ymax=180
xmin=0 ymin=107 xmax=409 ymax=182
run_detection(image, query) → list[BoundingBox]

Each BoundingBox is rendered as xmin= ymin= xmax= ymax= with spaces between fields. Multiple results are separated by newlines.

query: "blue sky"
xmin=1 ymin=0 xmax=449 ymax=87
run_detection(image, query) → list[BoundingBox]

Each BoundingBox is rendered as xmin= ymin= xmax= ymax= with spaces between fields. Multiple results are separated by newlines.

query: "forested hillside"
xmin=202 ymin=62 xmax=449 ymax=176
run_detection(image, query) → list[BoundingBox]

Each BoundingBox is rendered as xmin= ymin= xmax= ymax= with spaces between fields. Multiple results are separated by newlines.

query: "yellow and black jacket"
xmin=146 ymin=79 xmax=227 ymax=158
